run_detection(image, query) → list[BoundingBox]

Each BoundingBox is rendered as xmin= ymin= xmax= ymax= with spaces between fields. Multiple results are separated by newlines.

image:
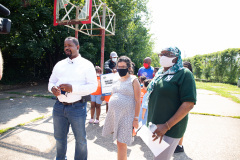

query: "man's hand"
xmin=59 ymin=84 xmax=72 ymax=93
xmin=112 ymin=68 xmax=117 ymax=73
xmin=52 ymin=86 xmax=61 ymax=97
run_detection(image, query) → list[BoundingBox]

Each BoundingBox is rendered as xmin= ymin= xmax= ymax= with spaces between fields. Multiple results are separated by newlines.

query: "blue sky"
xmin=147 ymin=0 xmax=240 ymax=58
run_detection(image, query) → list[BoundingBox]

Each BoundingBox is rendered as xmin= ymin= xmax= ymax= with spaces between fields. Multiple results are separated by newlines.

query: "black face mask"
xmin=117 ymin=68 xmax=129 ymax=77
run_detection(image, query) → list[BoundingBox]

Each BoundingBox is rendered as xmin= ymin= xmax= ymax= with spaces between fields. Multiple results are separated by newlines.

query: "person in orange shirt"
xmin=89 ymin=66 xmax=104 ymax=124
xmin=139 ymin=76 xmax=147 ymax=103
xmin=140 ymin=87 xmax=147 ymax=104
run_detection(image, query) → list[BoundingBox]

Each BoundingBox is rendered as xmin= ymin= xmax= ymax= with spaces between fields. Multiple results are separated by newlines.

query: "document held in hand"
xmin=100 ymin=73 xmax=120 ymax=96
xmin=137 ymin=125 xmax=170 ymax=157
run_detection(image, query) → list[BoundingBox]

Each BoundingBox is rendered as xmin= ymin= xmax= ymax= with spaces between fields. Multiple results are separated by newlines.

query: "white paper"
xmin=100 ymin=73 xmax=119 ymax=96
xmin=137 ymin=125 xmax=169 ymax=157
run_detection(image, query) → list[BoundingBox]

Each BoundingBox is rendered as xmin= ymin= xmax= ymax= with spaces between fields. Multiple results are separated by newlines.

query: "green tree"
xmin=150 ymin=53 xmax=160 ymax=68
xmin=0 ymin=0 xmax=67 ymax=83
xmin=203 ymin=56 xmax=213 ymax=81
xmin=184 ymin=48 xmax=240 ymax=84
xmin=0 ymin=0 xmax=153 ymax=83
xmin=104 ymin=0 xmax=153 ymax=71
xmin=191 ymin=55 xmax=203 ymax=79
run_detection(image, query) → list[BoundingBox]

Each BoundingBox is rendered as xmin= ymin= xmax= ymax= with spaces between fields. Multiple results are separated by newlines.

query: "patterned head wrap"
xmin=146 ymin=46 xmax=184 ymax=101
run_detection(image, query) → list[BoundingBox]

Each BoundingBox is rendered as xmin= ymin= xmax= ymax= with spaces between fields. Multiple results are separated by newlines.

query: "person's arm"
xmin=0 ymin=50 xmax=3 ymax=80
xmin=132 ymin=78 xmax=141 ymax=129
xmin=48 ymin=65 xmax=58 ymax=93
xmin=166 ymin=102 xmax=194 ymax=128
xmin=101 ymin=96 xmax=105 ymax=101
xmin=71 ymin=62 xmax=98 ymax=95
xmin=142 ymin=108 xmax=147 ymax=120
xmin=104 ymin=60 xmax=112 ymax=73
xmin=141 ymin=94 xmax=148 ymax=119
xmin=152 ymin=102 xmax=194 ymax=143
xmin=153 ymin=71 xmax=196 ymax=143
xmin=48 ymin=65 xmax=61 ymax=96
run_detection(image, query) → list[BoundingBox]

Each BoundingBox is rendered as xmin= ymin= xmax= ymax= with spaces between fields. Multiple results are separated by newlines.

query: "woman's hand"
xmin=132 ymin=119 xmax=139 ymax=129
xmin=152 ymin=123 xmax=169 ymax=143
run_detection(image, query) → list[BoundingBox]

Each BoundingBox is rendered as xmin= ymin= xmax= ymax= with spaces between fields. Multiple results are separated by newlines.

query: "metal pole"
xmin=100 ymin=3 xmax=106 ymax=70
xmin=75 ymin=6 xmax=79 ymax=38
xmin=75 ymin=29 xmax=78 ymax=38
xmin=53 ymin=0 xmax=58 ymax=26
xmin=101 ymin=29 xmax=105 ymax=70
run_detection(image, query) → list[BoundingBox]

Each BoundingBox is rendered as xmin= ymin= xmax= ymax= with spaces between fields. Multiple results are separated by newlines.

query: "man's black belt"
xmin=58 ymin=95 xmax=90 ymax=106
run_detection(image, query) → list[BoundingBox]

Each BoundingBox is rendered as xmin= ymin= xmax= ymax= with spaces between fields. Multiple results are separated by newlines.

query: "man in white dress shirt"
xmin=48 ymin=37 xmax=98 ymax=160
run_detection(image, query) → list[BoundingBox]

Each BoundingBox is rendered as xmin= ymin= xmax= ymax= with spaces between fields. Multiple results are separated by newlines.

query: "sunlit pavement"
xmin=0 ymin=84 xmax=240 ymax=160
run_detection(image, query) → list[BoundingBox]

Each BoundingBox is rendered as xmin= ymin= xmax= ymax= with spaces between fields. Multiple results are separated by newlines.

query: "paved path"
xmin=192 ymin=89 xmax=240 ymax=116
xmin=0 ymin=83 xmax=240 ymax=160
xmin=0 ymin=84 xmax=54 ymax=130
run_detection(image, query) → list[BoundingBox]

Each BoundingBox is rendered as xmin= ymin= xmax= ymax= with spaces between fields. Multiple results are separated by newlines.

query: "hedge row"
xmin=184 ymin=48 xmax=240 ymax=84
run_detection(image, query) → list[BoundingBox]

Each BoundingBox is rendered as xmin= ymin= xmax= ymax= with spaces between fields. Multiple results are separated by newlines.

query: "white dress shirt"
xmin=48 ymin=54 xmax=98 ymax=103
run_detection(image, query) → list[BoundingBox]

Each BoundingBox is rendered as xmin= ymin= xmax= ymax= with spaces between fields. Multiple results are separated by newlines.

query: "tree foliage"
xmin=184 ymin=48 xmax=240 ymax=84
xmin=0 ymin=0 xmax=153 ymax=83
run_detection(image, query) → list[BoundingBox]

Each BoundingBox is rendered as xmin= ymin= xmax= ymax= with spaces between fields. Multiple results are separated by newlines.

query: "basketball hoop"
xmin=53 ymin=0 xmax=92 ymax=26
xmin=53 ymin=0 xmax=115 ymax=36
xmin=53 ymin=0 xmax=116 ymax=70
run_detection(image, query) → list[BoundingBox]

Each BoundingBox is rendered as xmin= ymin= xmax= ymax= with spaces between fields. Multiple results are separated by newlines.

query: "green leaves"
xmin=0 ymin=0 xmax=154 ymax=84
xmin=184 ymin=48 xmax=240 ymax=84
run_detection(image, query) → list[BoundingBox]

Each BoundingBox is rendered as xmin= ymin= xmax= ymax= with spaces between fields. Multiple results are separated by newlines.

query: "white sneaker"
xmin=94 ymin=120 xmax=100 ymax=124
xmin=89 ymin=119 xmax=94 ymax=124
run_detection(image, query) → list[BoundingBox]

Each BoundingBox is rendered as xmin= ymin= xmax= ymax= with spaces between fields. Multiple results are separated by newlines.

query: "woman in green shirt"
xmin=147 ymin=47 xmax=196 ymax=160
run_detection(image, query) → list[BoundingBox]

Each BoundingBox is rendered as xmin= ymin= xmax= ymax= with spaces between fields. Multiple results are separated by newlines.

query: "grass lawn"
xmin=196 ymin=81 xmax=240 ymax=103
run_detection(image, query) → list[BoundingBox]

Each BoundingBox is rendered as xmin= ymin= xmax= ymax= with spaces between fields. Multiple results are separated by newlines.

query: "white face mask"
xmin=160 ymin=56 xmax=176 ymax=67
xmin=112 ymin=57 xmax=117 ymax=62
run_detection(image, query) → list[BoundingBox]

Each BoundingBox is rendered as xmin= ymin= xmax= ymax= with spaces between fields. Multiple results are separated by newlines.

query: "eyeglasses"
xmin=158 ymin=51 xmax=176 ymax=57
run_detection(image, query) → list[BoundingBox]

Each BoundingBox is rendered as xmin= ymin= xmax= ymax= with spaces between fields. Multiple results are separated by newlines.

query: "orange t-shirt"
xmin=104 ymin=95 xmax=111 ymax=103
xmin=91 ymin=76 xmax=102 ymax=95
xmin=141 ymin=88 xmax=147 ymax=104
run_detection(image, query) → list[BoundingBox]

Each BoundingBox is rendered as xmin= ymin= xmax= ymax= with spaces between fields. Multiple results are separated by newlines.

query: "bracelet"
xmin=165 ymin=122 xmax=171 ymax=130
xmin=134 ymin=117 xmax=139 ymax=120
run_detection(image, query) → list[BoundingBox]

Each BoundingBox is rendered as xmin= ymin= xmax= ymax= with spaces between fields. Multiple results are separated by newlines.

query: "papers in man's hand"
xmin=137 ymin=125 xmax=169 ymax=157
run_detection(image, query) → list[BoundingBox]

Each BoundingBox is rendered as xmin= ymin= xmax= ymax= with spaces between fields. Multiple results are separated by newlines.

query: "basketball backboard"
xmin=53 ymin=0 xmax=115 ymax=36
xmin=53 ymin=0 xmax=92 ymax=26
xmin=53 ymin=0 xmax=116 ymax=71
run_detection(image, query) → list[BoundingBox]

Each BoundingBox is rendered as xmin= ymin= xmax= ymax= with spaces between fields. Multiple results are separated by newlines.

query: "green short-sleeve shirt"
xmin=148 ymin=68 xmax=197 ymax=138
